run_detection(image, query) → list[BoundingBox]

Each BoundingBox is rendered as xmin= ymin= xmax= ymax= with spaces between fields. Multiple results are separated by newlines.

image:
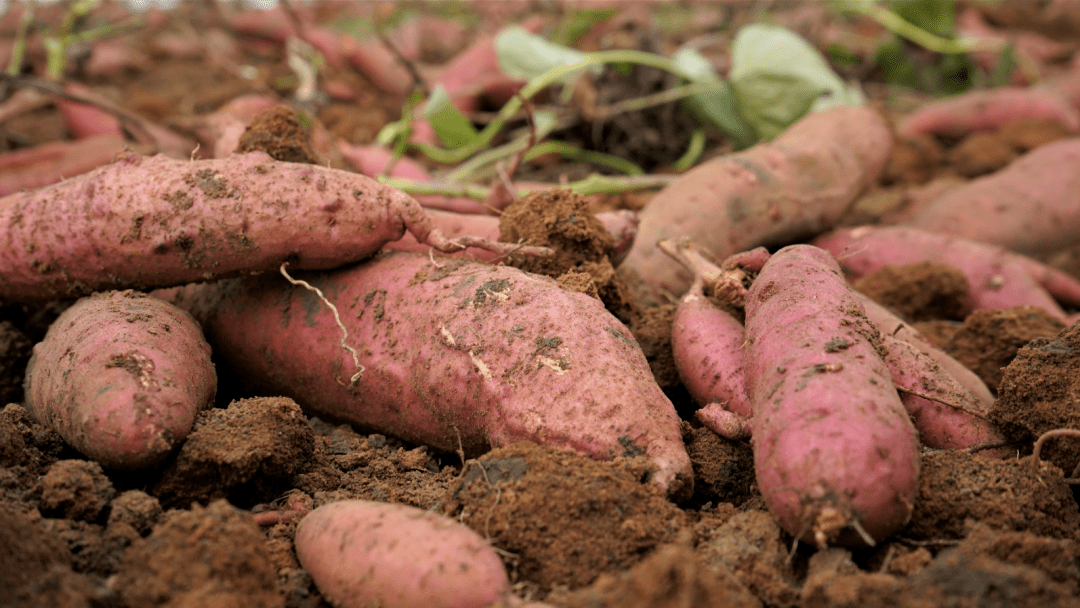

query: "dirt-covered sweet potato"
xmin=295 ymin=500 xmax=513 ymax=608
xmin=0 ymin=151 xmax=548 ymax=302
xmin=741 ymin=245 xmax=920 ymax=547
xmin=162 ymin=251 xmax=692 ymax=498
xmin=622 ymin=105 xmax=892 ymax=295
xmin=23 ymin=290 xmax=216 ymax=469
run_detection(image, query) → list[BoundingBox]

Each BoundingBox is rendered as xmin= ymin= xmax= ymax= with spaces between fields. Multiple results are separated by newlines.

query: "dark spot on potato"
xmin=184 ymin=169 xmax=229 ymax=198
xmin=164 ymin=190 xmax=193 ymax=210
xmin=617 ymin=436 xmax=646 ymax=458
xmin=535 ymin=336 xmax=562 ymax=349
xmin=472 ymin=279 xmax=511 ymax=306
xmin=824 ymin=338 xmax=853 ymax=352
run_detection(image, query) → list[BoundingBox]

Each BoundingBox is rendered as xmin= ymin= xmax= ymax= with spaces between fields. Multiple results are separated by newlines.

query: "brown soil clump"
xmin=853 ymin=261 xmax=970 ymax=322
xmin=235 ymin=105 xmax=319 ymax=164
xmin=991 ymin=321 xmax=1080 ymax=473
xmin=939 ymin=306 xmax=1065 ymax=391
xmin=443 ymin=442 xmax=688 ymax=594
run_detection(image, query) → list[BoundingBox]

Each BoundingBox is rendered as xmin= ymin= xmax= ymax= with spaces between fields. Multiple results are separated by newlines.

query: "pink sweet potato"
xmin=23 ymin=290 xmax=216 ymax=470
xmin=659 ymin=240 xmax=753 ymax=439
xmin=0 ymin=134 xmax=126 ymax=198
xmin=812 ymin=226 xmax=1080 ymax=322
xmin=0 ymin=151 xmax=548 ymax=302
xmin=741 ymin=245 xmax=920 ymax=546
xmin=896 ymin=87 xmax=1080 ymax=139
xmin=622 ymin=105 xmax=892 ymax=295
xmin=162 ymin=251 xmax=692 ymax=498
xmin=295 ymin=500 xmax=513 ymax=608
xmin=898 ymin=137 xmax=1080 ymax=257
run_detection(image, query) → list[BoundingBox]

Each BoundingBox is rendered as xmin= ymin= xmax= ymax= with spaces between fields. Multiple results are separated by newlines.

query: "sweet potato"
xmin=898 ymin=137 xmax=1080 ymax=257
xmin=0 ymin=151 xmax=549 ymax=302
xmin=812 ymin=226 xmax=1080 ymax=322
xmin=622 ymin=105 xmax=892 ymax=295
xmin=23 ymin=290 xmax=216 ymax=469
xmin=659 ymin=240 xmax=753 ymax=439
xmin=741 ymin=244 xmax=920 ymax=546
xmin=162 ymin=251 xmax=692 ymax=498
xmin=896 ymin=87 xmax=1080 ymax=139
xmin=295 ymin=500 xmax=513 ymax=608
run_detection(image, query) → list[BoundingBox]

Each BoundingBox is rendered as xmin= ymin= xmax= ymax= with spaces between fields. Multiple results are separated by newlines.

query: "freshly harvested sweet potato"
xmin=622 ymin=105 xmax=892 ymax=295
xmin=0 ymin=151 xmax=548 ymax=302
xmin=23 ymin=290 xmax=216 ymax=470
xmin=898 ymin=138 xmax=1080 ymax=257
xmin=162 ymin=251 xmax=692 ymax=498
xmin=896 ymin=87 xmax=1080 ymax=139
xmin=295 ymin=500 xmax=513 ymax=608
xmin=740 ymin=245 xmax=920 ymax=546
xmin=812 ymin=226 xmax=1080 ymax=322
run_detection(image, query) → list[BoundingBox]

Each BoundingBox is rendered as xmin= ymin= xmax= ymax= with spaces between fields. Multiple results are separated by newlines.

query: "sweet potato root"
xmin=740 ymin=245 xmax=920 ymax=546
xmin=898 ymin=138 xmax=1080 ymax=257
xmin=0 ymin=151 xmax=549 ymax=302
xmin=622 ymin=105 xmax=892 ymax=295
xmin=295 ymin=500 xmax=513 ymax=608
xmin=23 ymin=290 xmax=216 ymax=469
xmin=812 ymin=226 xmax=1080 ymax=322
xmin=162 ymin=251 xmax=692 ymax=498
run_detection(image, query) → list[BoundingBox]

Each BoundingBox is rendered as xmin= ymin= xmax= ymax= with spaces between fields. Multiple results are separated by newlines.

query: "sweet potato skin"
xmin=164 ymin=251 xmax=692 ymax=498
xmin=295 ymin=500 xmax=511 ymax=608
xmin=899 ymin=138 xmax=1080 ymax=257
xmin=622 ymin=105 xmax=892 ymax=294
xmin=0 ymin=151 xmax=538 ymax=302
xmin=896 ymin=87 xmax=1080 ymax=138
xmin=744 ymin=245 xmax=920 ymax=546
xmin=24 ymin=290 xmax=216 ymax=469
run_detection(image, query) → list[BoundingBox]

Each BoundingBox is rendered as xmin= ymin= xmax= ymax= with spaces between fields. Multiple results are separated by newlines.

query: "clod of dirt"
xmin=442 ymin=442 xmax=688 ymax=593
xmin=499 ymin=188 xmax=615 ymax=279
xmin=853 ymin=261 xmax=970 ymax=322
xmin=626 ymin=302 xmax=679 ymax=389
xmin=37 ymin=459 xmax=115 ymax=522
xmin=991 ymin=321 xmax=1080 ymax=473
xmin=547 ymin=540 xmax=762 ymax=608
xmin=696 ymin=510 xmax=800 ymax=608
xmin=998 ymin=118 xmax=1072 ymax=152
xmin=910 ymin=319 xmax=962 ymax=349
xmin=940 ymin=306 xmax=1066 ymax=392
xmin=0 ymin=503 xmax=109 ymax=608
xmin=0 ymin=320 xmax=32 ymax=404
xmin=112 ymin=499 xmax=282 ymax=608
xmin=957 ymin=521 xmax=1080 ymax=591
xmin=107 ymin=490 xmax=162 ymax=536
xmin=800 ymin=547 xmax=901 ymax=608
xmin=882 ymin=134 xmax=944 ymax=185
xmin=152 ymin=397 xmax=315 ymax=509
xmin=684 ymin=426 xmax=756 ymax=508
xmin=902 ymin=450 xmax=1080 ymax=542
xmin=235 ymin=105 xmax=318 ymax=164
xmin=947 ymin=130 xmax=1017 ymax=177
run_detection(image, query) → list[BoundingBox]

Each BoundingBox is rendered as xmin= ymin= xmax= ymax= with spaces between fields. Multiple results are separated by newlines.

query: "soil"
xmin=2 ymin=2 xmax=1080 ymax=608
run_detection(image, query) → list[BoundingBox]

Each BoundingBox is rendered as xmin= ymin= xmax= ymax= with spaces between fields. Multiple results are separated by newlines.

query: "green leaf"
xmin=495 ymin=25 xmax=587 ymax=81
xmin=672 ymin=48 xmax=757 ymax=150
xmin=892 ymin=0 xmax=955 ymax=39
xmin=421 ymin=85 xmax=479 ymax=149
xmin=729 ymin=24 xmax=864 ymax=140
xmin=550 ymin=7 xmax=617 ymax=46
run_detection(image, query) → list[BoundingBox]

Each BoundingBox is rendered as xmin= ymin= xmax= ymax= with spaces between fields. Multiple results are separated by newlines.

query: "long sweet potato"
xmin=741 ymin=245 xmax=920 ymax=547
xmin=896 ymin=87 xmax=1080 ymax=139
xmin=23 ymin=290 xmax=216 ymax=470
xmin=162 ymin=251 xmax=692 ymax=498
xmin=622 ymin=105 xmax=892 ymax=295
xmin=897 ymin=138 xmax=1080 ymax=257
xmin=812 ymin=226 xmax=1080 ymax=322
xmin=0 ymin=151 xmax=548 ymax=302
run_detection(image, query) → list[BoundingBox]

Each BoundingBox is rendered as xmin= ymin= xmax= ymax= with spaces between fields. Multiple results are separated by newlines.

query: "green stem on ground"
xmin=380 ymin=172 xmax=675 ymax=200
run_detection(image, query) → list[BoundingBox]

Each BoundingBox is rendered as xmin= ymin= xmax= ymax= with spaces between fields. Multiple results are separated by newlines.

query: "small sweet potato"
xmin=162 ymin=251 xmax=692 ymax=498
xmin=898 ymin=138 xmax=1080 ymax=257
xmin=896 ymin=87 xmax=1080 ymax=139
xmin=741 ymin=245 xmax=920 ymax=546
xmin=23 ymin=290 xmax=216 ymax=469
xmin=623 ymin=105 xmax=892 ymax=295
xmin=0 ymin=151 xmax=548 ymax=302
xmin=812 ymin=225 xmax=1080 ymax=322
xmin=295 ymin=500 xmax=513 ymax=608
